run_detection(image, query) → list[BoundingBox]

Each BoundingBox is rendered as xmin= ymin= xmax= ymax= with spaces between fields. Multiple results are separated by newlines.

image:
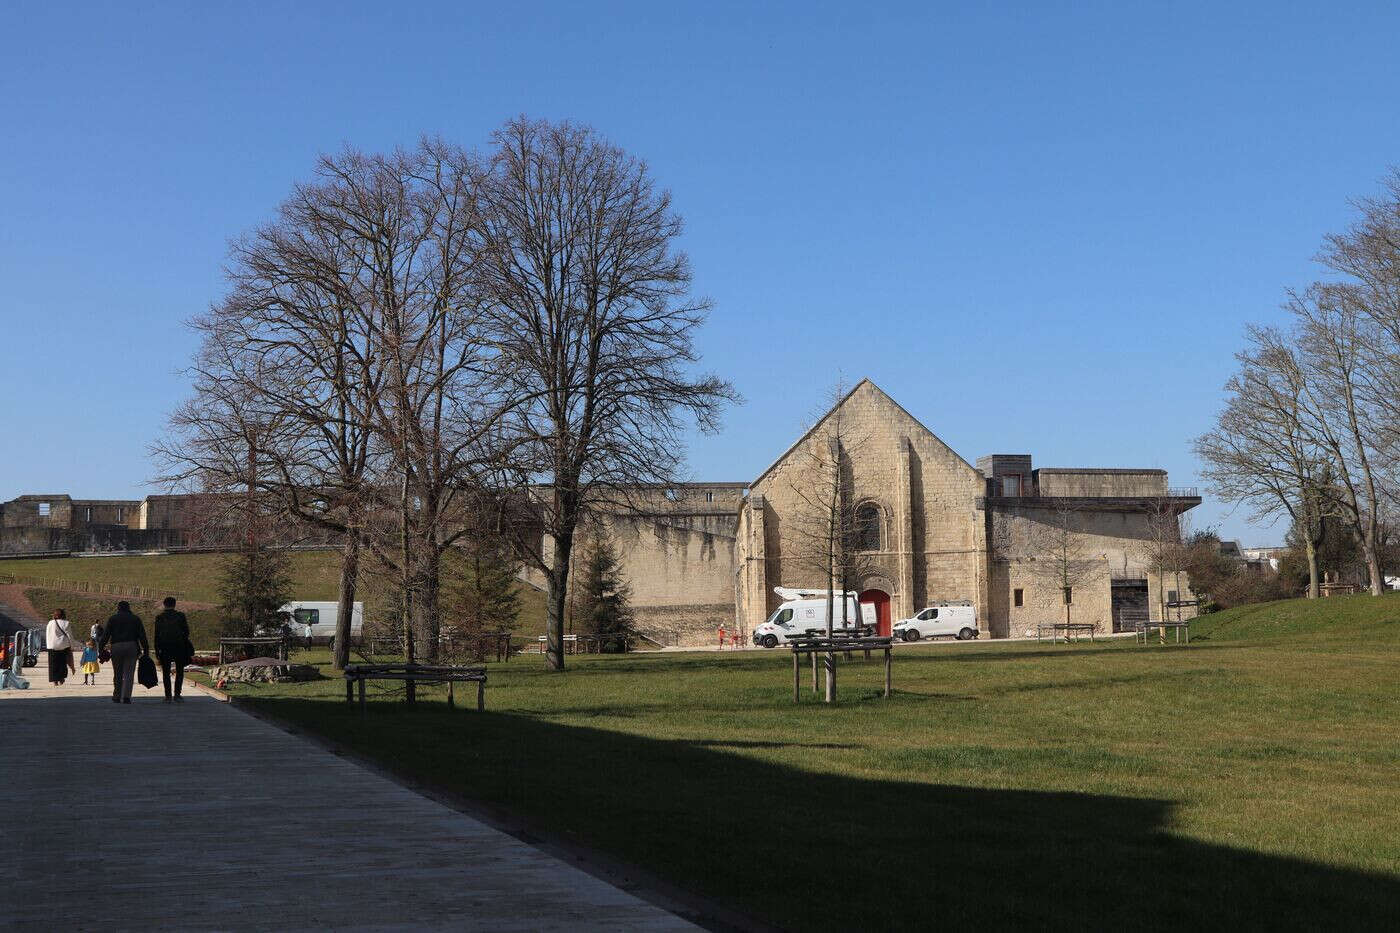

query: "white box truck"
xmin=751 ymin=587 xmax=877 ymax=648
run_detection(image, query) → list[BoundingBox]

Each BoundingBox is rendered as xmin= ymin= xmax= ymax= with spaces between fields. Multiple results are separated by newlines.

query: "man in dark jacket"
xmin=153 ymin=596 xmax=191 ymax=703
xmin=99 ymin=601 xmax=148 ymax=704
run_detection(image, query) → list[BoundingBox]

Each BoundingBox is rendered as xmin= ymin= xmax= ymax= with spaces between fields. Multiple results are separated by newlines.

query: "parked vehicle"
xmin=23 ymin=627 xmax=43 ymax=666
xmin=893 ymin=601 xmax=978 ymax=642
xmin=278 ymin=601 xmax=364 ymax=643
xmin=752 ymin=588 xmax=877 ymax=648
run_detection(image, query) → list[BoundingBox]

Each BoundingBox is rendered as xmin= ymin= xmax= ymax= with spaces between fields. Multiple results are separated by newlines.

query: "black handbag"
xmin=137 ymin=654 xmax=159 ymax=689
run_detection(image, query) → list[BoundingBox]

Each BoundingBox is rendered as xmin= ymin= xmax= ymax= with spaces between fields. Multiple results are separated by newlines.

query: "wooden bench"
xmin=1035 ymin=623 xmax=1098 ymax=644
xmin=788 ymin=636 xmax=894 ymax=701
xmin=343 ymin=663 xmax=487 ymax=714
xmin=438 ymin=631 xmax=515 ymax=662
xmin=1133 ymin=619 xmax=1191 ymax=645
xmin=219 ymin=636 xmax=289 ymax=664
xmin=575 ymin=632 xmax=636 ymax=654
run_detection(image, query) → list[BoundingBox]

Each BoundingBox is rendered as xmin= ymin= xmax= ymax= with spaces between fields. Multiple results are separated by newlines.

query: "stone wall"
xmin=987 ymin=502 xmax=1196 ymax=637
xmin=1035 ymin=469 xmax=1169 ymax=498
xmin=0 ymin=525 xmax=186 ymax=555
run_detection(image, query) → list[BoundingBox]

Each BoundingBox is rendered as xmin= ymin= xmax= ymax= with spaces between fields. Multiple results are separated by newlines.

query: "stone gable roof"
xmin=749 ymin=378 xmax=980 ymax=489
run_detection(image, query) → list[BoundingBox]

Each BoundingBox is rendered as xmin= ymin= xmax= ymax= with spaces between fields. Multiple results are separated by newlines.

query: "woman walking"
xmin=98 ymin=601 xmax=149 ymax=704
xmin=45 ymin=609 xmax=77 ymax=686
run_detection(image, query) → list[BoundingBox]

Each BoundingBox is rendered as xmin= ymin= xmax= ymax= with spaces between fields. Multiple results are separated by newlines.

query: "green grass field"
xmin=203 ymin=595 xmax=1400 ymax=930
xmin=2 ymin=550 xmax=548 ymax=642
xmin=0 ymin=550 xmax=344 ymax=602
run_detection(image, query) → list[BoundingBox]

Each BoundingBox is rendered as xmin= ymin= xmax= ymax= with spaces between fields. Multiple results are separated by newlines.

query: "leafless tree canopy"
xmin=477 ymin=117 xmax=736 ymax=670
xmin=157 ymin=119 xmax=735 ymax=672
xmin=1198 ymin=170 xmax=1400 ymax=598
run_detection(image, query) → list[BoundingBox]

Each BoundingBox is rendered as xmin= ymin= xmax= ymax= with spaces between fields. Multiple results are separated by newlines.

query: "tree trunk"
xmin=1364 ymin=532 xmax=1383 ymax=596
xmin=546 ymin=531 xmax=574 ymax=671
xmin=1305 ymin=535 xmax=1319 ymax=599
xmin=333 ymin=534 xmax=359 ymax=671
xmin=416 ymin=548 xmax=441 ymax=662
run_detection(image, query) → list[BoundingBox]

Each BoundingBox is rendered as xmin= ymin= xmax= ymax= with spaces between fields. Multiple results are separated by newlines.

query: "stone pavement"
xmin=1 ymin=664 xmax=695 ymax=931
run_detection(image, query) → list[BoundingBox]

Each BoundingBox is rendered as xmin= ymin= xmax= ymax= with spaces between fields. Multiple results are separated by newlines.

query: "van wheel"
xmin=903 ymin=629 xmax=920 ymax=643
xmin=958 ymin=628 xmax=974 ymax=641
xmin=761 ymin=635 xmax=779 ymax=649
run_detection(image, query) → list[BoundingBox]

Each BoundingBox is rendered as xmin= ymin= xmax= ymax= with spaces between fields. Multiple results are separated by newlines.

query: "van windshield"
xmin=767 ymin=607 xmax=794 ymax=627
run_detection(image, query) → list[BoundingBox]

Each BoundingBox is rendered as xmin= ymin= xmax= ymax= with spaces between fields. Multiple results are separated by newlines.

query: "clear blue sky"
xmin=3 ymin=2 xmax=1398 ymax=544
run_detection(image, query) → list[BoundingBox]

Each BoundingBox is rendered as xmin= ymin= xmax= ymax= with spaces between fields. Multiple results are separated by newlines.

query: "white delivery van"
xmin=892 ymin=601 xmax=978 ymax=642
xmin=752 ymin=587 xmax=877 ymax=648
xmin=279 ymin=601 xmax=364 ymax=643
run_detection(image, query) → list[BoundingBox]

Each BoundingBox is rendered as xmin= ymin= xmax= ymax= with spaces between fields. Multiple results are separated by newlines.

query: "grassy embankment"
xmin=202 ymin=595 xmax=1400 ymax=929
xmin=2 ymin=551 xmax=547 ymax=647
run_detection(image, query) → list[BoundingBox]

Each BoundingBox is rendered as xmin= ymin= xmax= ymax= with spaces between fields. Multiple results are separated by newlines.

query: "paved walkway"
xmin=1 ymin=665 xmax=694 ymax=931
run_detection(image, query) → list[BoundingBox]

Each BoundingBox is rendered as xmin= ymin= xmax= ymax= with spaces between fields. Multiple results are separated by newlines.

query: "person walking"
xmin=153 ymin=596 xmax=191 ymax=703
xmin=45 ymin=609 xmax=77 ymax=686
xmin=90 ymin=619 xmax=106 ymax=651
xmin=79 ymin=640 xmax=101 ymax=685
xmin=99 ymin=601 xmax=148 ymax=704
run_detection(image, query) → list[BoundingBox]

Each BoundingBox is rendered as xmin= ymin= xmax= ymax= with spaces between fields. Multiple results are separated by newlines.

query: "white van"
xmin=892 ymin=602 xmax=978 ymax=642
xmin=752 ymin=588 xmax=877 ymax=648
xmin=279 ymin=601 xmax=364 ymax=642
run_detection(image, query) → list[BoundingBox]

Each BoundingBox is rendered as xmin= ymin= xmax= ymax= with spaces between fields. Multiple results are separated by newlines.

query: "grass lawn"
xmin=1 ymin=550 xmax=549 ymax=636
xmin=0 ymin=551 xmax=344 ymax=603
xmin=205 ymin=596 xmax=1400 ymax=930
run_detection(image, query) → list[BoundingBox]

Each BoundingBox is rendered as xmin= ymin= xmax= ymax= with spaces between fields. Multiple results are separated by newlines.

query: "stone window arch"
xmin=853 ymin=501 xmax=883 ymax=551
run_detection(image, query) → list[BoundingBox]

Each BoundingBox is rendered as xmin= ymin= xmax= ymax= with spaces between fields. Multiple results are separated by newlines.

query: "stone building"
xmin=596 ymin=379 xmax=1198 ymax=644
xmin=0 ymin=492 xmax=216 ymax=554
xmin=5 ymin=380 xmax=1199 ymax=642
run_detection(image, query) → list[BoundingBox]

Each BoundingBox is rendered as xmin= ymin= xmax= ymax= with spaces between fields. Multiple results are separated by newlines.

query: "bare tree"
xmin=782 ymin=381 xmax=880 ymax=638
xmin=1291 ymin=286 xmax=1388 ymax=595
xmin=161 ymin=162 xmax=386 ymax=669
xmin=1136 ymin=498 xmax=1181 ymax=622
xmin=1195 ymin=325 xmax=1328 ymax=598
xmin=477 ymin=117 xmax=736 ymax=672
xmin=160 ymin=142 xmax=517 ymax=669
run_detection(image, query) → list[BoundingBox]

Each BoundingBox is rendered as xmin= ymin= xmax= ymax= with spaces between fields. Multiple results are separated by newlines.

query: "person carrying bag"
xmin=44 ymin=610 xmax=77 ymax=687
xmin=98 ymin=601 xmax=149 ymax=704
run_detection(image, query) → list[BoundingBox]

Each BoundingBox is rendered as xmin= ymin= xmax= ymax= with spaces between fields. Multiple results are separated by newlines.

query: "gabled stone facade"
xmin=729 ymin=380 xmax=1198 ymax=641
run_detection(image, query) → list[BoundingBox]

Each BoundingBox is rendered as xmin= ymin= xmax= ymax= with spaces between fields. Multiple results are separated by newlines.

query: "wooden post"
xmin=358 ymin=677 xmax=366 ymax=717
xmin=823 ymin=650 xmax=836 ymax=704
xmin=884 ymin=646 xmax=892 ymax=698
xmin=476 ymin=679 xmax=484 ymax=712
xmin=345 ymin=677 xmax=353 ymax=704
xmin=447 ymin=680 xmax=455 ymax=708
xmin=811 ymin=649 xmax=818 ymax=695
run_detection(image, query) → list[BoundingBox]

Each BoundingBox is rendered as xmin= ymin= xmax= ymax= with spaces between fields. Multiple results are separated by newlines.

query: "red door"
xmin=859 ymin=589 xmax=892 ymax=637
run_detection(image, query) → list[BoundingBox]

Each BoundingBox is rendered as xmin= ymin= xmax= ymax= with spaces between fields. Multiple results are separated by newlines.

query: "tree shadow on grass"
xmin=252 ymin=699 xmax=1400 ymax=932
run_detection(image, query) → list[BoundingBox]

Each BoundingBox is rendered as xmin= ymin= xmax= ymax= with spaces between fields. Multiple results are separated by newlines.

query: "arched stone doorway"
xmin=859 ymin=588 xmax=892 ymax=637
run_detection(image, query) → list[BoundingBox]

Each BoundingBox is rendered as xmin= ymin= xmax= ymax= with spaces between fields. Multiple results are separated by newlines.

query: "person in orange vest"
xmin=717 ymin=624 xmax=727 ymax=648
